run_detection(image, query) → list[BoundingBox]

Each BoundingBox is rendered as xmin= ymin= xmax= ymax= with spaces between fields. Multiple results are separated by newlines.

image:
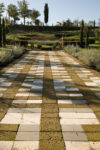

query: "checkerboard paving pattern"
xmin=0 ymin=50 xmax=100 ymax=150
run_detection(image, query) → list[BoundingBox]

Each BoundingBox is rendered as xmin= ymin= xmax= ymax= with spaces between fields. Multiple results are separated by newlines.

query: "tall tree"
xmin=80 ymin=20 xmax=84 ymax=48
xmin=4 ymin=17 xmax=10 ymax=26
xmin=44 ymin=3 xmax=49 ymax=25
xmin=30 ymin=9 xmax=40 ymax=25
xmin=0 ymin=3 xmax=5 ymax=18
xmin=94 ymin=20 xmax=96 ymax=28
xmin=18 ymin=0 xmax=30 ymax=25
xmin=0 ymin=17 xmax=2 ymax=47
xmin=85 ymin=26 xmax=89 ymax=48
xmin=2 ymin=18 xmax=6 ymax=47
xmin=7 ymin=4 xmax=19 ymax=24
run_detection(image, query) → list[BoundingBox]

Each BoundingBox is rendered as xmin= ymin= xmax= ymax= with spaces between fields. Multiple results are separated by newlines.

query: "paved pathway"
xmin=0 ymin=50 xmax=100 ymax=150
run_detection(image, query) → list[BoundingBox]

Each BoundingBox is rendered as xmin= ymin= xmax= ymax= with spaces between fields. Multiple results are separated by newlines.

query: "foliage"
xmin=2 ymin=18 xmax=6 ymax=47
xmin=85 ymin=26 xmax=89 ymax=48
xmin=0 ymin=45 xmax=25 ymax=66
xmin=63 ymin=19 xmax=72 ymax=27
xmin=0 ymin=17 xmax=2 ymax=46
xmin=80 ymin=20 xmax=84 ymax=48
xmin=18 ymin=0 xmax=30 ymax=25
xmin=7 ymin=4 xmax=19 ymax=24
xmin=44 ymin=3 xmax=49 ymax=25
xmin=35 ymin=19 xmax=40 ymax=26
xmin=64 ymin=45 xmax=100 ymax=70
xmin=0 ymin=3 xmax=5 ymax=17
xmin=30 ymin=9 xmax=40 ymax=25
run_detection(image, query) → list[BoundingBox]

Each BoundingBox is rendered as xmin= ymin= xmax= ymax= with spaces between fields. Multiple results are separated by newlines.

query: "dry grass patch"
xmin=2 ymin=94 xmax=15 ymax=100
xmin=40 ymin=118 xmax=61 ymax=131
xmin=42 ymin=104 xmax=58 ymax=113
xmin=0 ymin=131 xmax=16 ymax=141
xmin=0 ymin=124 xmax=18 ymax=131
xmin=85 ymin=132 xmax=100 ymax=141
xmin=83 ymin=125 xmax=100 ymax=141
xmin=41 ymin=113 xmax=59 ymax=118
xmin=39 ymin=140 xmax=65 ymax=150
xmin=42 ymin=98 xmax=57 ymax=104
xmin=39 ymin=51 xmax=65 ymax=150
xmin=39 ymin=132 xmax=63 ymax=140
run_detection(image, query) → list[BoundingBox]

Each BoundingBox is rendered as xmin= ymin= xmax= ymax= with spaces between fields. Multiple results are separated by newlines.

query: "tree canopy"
xmin=7 ymin=4 xmax=19 ymax=24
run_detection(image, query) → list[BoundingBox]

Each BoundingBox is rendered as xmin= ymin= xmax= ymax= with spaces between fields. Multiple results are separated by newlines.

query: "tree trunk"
xmin=24 ymin=17 xmax=26 ymax=25
xmin=14 ymin=17 xmax=16 ymax=25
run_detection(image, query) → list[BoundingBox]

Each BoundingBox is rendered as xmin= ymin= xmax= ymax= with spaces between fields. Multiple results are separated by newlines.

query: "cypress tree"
xmin=85 ymin=26 xmax=89 ymax=48
xmin=2 ymin=18 xmax=6 ymax=47
xmin=0 ymin=17 xmax=2 ymax=47
xmin=80 ymin=20 xmax=84 ymax=48
xmin=44 ymin=3 xmax=49 ymax=25
xmin=94 ymin=20 xmax=95 ymax=28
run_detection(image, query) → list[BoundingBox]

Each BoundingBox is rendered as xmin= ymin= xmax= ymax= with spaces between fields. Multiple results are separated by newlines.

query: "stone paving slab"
xmin=63 ymin=132 xmax=87 ymax=141
xmin=61 ymin=125 xmax=83 ymax=132
xmin=65 ymin=141 xmax=100 ymax=150
xmin=18 ymin=124 xmax=40 ymax=132
xmin=0 ymin=141 xmax=13 ymax=150
xmin=60 ymin=118 xmax=99 ymax=125
xmin=59 ymin=108 xmax=94 ymax=113
xmin=66 ymin=88 xmax=79 ymax=91
xmin=8 ymin=108 xmax=41 ymax=113
xmin=85 ymin=82 xmax=97 ymax=86
xmin=59 ymin=112 xmax=96 ymax=119
xmin=15 ymin=132 xmax=39 ymax=141
xmin=65 ymin=141 xmax=90 ymax=150
xmin=58 ymin=100 xmax=87 ymax=104
xmin=96 ymin=93 xmax=100 ymax=99
xmin=13 ymin=141 xmax=39 ymax=150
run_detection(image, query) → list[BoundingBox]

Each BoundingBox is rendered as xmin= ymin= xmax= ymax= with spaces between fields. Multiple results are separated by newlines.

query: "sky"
xmin=1 ymin=0 xmax=100 ymax=25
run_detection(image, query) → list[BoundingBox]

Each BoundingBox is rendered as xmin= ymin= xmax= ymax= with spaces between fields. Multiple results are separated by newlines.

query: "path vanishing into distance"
xmin=0 ymin=50 xmax=100 ymax=150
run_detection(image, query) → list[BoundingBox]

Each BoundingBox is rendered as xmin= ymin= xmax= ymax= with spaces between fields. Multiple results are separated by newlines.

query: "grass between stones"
xmin=39 ymin=51 xmax=65 ymax=150
xmin=0 ymin=124 xmax=18 ymax=141
xmin=83 ymin=125 xmax=100 ymax=141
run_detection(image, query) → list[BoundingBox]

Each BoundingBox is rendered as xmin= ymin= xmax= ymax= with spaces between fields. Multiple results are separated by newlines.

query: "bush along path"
xmin=0 ymin=50 xmax=100 ymax=149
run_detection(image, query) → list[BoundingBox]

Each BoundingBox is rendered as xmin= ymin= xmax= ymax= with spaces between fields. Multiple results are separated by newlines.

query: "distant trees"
xmin=0 ymin=3 xmax=5 ymax=18
xmin=73 ymin=20 xmax=79 ymax=27
xmin=7 ymin=4 xmax=19 ymax=24
xmin=64 ymin=19 xmax=72 ymax=27
xmin=30 ymin=9 xmax=40 ymax=25
xmin=18 ymin=0 xmax=30 ymax=25
xmin=44 ymin=3 xmax=49 ymax=25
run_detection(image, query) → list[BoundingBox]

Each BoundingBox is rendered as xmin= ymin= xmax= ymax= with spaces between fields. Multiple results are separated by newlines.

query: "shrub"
xmin=0 ymin=45 xmax=25 ymax=66
xmin=12 ymin=45 xmax=25 ymax=58
xmin=64 ymin=45 xmax=80 ymax=57
xmin=37 ymin=44 xmax=41 ymax=49
xmin=64 ymin=45 xmax=100 ymax=71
